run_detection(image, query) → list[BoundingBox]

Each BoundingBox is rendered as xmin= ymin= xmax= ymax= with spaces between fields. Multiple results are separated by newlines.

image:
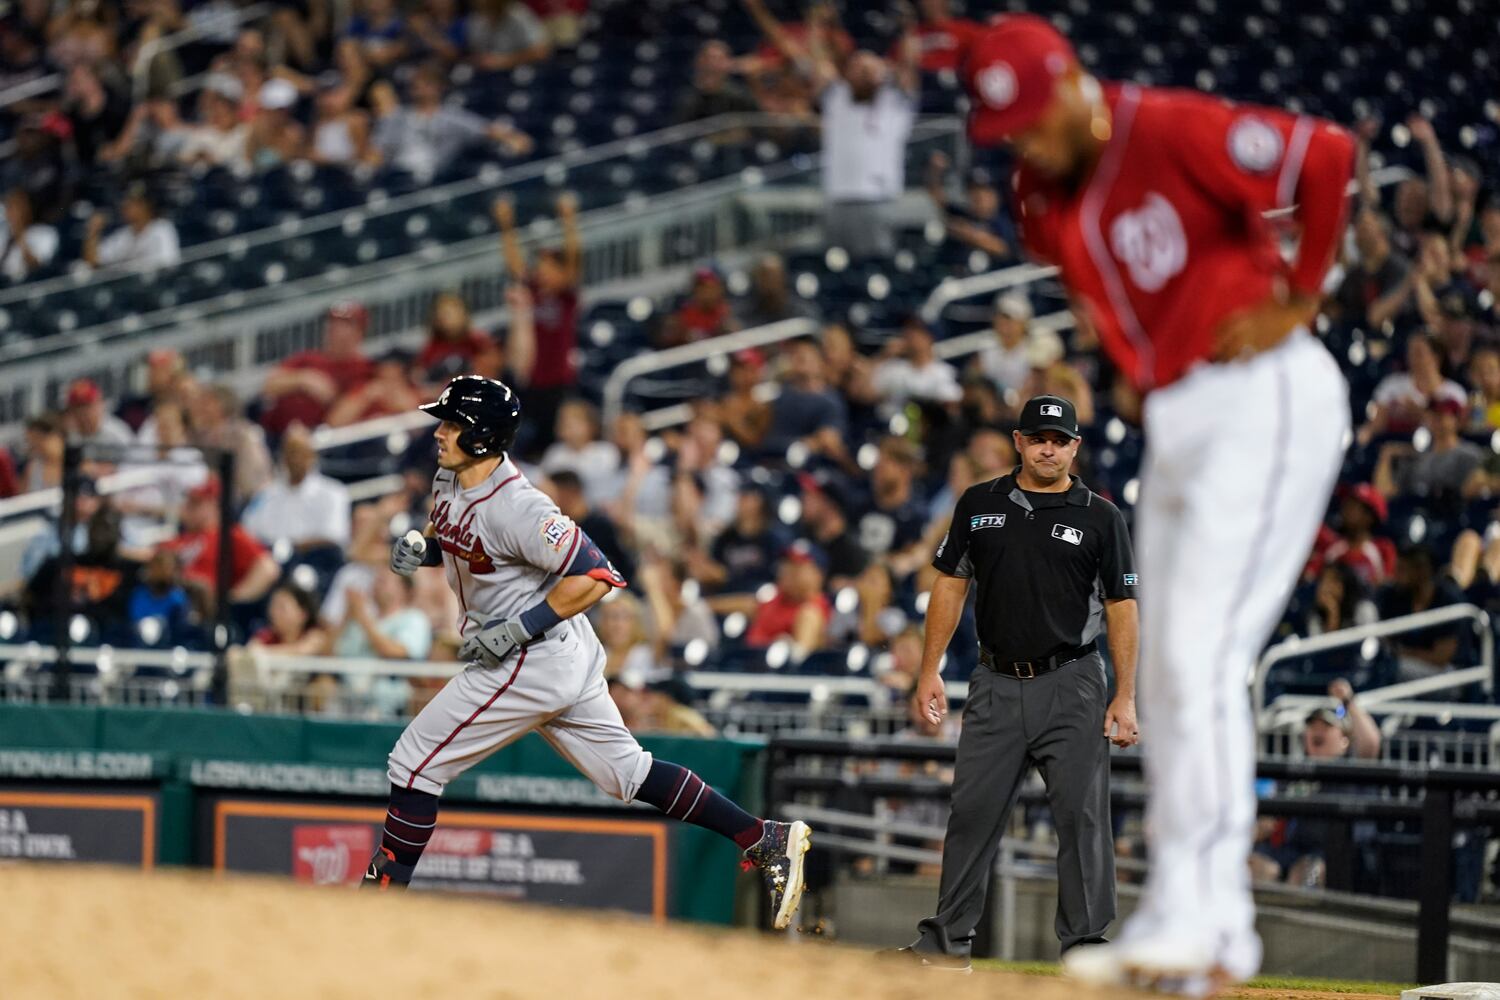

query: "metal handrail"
xmin=0 ymin=72 xmax=64 ymax=112
xmin=132 ymin=3 xmax=272 ymax=103
xmin=0 ymin=642 xmax=216 ymax=670
xmin=600 ymin=317 xmax=818 ymax=430
xmin=1253 ymin=602 xmax=1494 ymax=720
xmin=918 ymin=262 xmax=1059 ymax=324
xmin=0 ymin=465 xmax=192 ymax=521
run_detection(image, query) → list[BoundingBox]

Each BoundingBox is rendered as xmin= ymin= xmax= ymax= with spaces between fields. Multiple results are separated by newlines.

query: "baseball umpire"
xmin=896 ymin=393 xmax=1139 ymax=971
xmin=362 ymin=375 xmax=812 ymax=930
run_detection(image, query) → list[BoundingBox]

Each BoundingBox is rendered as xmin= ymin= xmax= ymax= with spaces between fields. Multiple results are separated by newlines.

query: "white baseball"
xmin=404 ymin=529 xmax=427 ymax=555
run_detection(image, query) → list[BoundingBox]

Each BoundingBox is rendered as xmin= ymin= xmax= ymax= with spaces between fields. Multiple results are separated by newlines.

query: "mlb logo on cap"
xmin=1041 ymin=404 xmax=1063 ymax=417
xmin=1018 ymin=394 xmax=1080 ymax=439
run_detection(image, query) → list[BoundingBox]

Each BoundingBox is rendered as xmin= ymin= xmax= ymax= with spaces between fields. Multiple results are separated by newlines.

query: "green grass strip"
xmin=972 ymin=959 xmax=1414 ymax=994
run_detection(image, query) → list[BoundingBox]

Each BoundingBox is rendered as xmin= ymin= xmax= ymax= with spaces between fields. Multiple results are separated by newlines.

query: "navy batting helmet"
xmin=419 ymin=375 xmax=522 ymax=458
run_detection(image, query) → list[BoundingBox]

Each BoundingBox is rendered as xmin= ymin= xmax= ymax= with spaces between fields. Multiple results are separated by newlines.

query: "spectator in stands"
xmin=243 ymin=423 xmax=353 ymax=555
xmin=738 ymin=0 xmax=854 ymax=79
xmin=660 ymin=267 xmax=735 ymax=347
xmin=762 ymin=337 xmax=848 ymax=459
xmin=245 ymin=78 xmax=307 ymax=170
xmin=0 ymin=189 xmax=58 ymax=283
xmin=903 ymin=0 xmax=980 ymax=72
xmin=1302 ymin=562 xmax=1379 ymax=638
xmin=1357 ymin=333 xmax=1466 ymax=444
xmin=744 ymin=540 xmax=831 ymax=653
xmin=690 ymin=483 xmax=789 ymax=595
xmin=164 ymin=478 xmax=280 ymax=611
xmin=63 ymin=378 xmax=134 ymax=450
xmin=925 ymin=153 xmax=1015 ymax=261
xmin=637 ymin=551 xmax=720 ymax=652
xmin=0 ymin=444 xmax=17 ymax=499
xmin=1390 ymin=116 xmax=1454 ymax=258
xmin=188 ymin=384 xmax=274 ymax=505
xmin=1377 ymin=545 xmax=1467 ymax=679
xmin=545 ymin=469 xmax=635 ymax=586
xmin=343 ymin=0 xmax=408 ymax=69
xmin=62 ymin=61 xmax=129 ymax=166
xmin=1307 ymin=483 xmax=1397 ymax=589
xmin=309 ymin=79 xmax=375 ymax=167
xmin=319 ymin=499 xmax=395 ymax=625
xmin=735 ymin=253 xmax=813 ymax=328
xmin=415 ymin=291 xmax=501 ymax=387
xmin=926 ymin=428 xmax=1013 ymax=521
xmin=1374 ymin=397 xmax=1485 ymax=504
xmin=971 ymin=293 xmax=1035 ymax=401
xmin=259 ymin=301 xmax=374 ymax=437
xmin=23 ymin=502 xmax=137 ymax=638
xmin=0 ymin=19 xmax=48 ymax=93
xmin=406 ymin=0 xmax=468 ymax=66
xmin=371 ymin=62 xmax=532 ymax=178
xmin=718 ymin=349 xmax=772 ymax=451
xmin=466 ymin=0 xmax=552 ymax=72
xmin=334 ymin=572 xmax=432 ymax=661
xmin=20 ymin=413 xmax=66 ymax=493
xmin=117 ymin=349 xmax=185 ymax=437
xmin=83 ymin=185 xmax=181 ymax=273
xmin=100 ymin=97 xmax=191 ymax=173
xmin=493 ymin=193 xmax=579 ymax=450
xmin=792 ymin=4 xmax=919 ymax=258
xmin=0 ymin=114 xmax=74 ymax=224
xmin=594 ymin=591 xmax=657 ymax=681
xmin=179 ymin=77 xmax=250 ymax=168
xmin=872 ymin=316 xmax=963 ymax=413
xmin=857 ymin=436 xmax=928 ymax=567
xmin=128 ymin=548 xmax=193 ymax=644
xmin=540 ymin=400 xmax=620 ymax=504
xmin=114 ymin=400 xmax=210 ymax=544
xmin=608 ymin=674 xmax=717 ymax=737
xmin=1333 ymin=209 xmax=1414 ymax=329
xmin=820 ymin=322 xmax=879 ymax=412
xmin=1249 ymin=680 xmax=1382 ymax=887
xmin=675 ymin=40 xmax=757 ymax=128
xmin=18 ymin=474 xmax=101 ymax=582
xmin=326 ymin=349 xmax=422 ymax=426
xmin=796 ymin=472 xmax=868 ymax=586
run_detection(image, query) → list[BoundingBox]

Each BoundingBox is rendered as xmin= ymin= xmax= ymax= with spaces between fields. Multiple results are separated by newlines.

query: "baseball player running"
xmin=957 ymin=15 xmax=1355 ymax=996
xmin=361 ymin=375 xmax=811 ymax=930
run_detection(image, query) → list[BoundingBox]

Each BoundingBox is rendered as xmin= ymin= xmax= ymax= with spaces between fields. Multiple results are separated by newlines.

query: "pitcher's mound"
xmin=4 ymin=864 xmax=1102 ymax=1000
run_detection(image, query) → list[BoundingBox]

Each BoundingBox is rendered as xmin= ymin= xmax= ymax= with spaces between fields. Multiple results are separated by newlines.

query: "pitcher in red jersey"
xmin=955 ymin=15 xmax=1355 ymax=995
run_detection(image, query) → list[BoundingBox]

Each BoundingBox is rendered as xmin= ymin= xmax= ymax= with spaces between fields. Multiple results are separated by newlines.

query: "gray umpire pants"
xmin=913 ymin=652 xmax=1116 ymax=957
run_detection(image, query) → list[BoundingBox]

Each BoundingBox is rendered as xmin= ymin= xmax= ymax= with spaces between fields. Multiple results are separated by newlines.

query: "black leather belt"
xmin=978 ymin=642 xmax=1094 ymax=680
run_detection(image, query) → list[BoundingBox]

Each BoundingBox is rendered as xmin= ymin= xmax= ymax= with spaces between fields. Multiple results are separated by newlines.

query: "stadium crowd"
xmin=1 ymin=0 xmax=1499 ymax=902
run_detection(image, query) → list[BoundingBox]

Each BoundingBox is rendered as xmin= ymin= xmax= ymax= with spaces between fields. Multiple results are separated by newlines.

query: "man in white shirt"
xmin=84 ymin=185 xmax=181 ymax=273
xmin=1 ymin=189 xmax=58 ymax=283
xmin=64 ymin=378 xmax=135 ymax=450
xmin=758 ymin=1 xmax=917 ymax=258
xmin=242 ymin=423 xmax=352 ymax=554
xmin=975 ymin=291 xmax=1035 ymax=399
xmin=873 ymin=317 xmax=962 ymax=412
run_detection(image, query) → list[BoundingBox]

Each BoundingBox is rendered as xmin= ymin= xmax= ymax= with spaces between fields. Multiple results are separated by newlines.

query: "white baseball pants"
xmin=388 ymin=618 xmax=653 ymax=800
xmin=1127 ymin=329 xmax=1349 ymax=978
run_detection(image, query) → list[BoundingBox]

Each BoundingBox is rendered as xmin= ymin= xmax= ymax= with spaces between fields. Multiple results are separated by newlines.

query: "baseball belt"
xmin=978 ymin=642 xmax=1096 ymax=680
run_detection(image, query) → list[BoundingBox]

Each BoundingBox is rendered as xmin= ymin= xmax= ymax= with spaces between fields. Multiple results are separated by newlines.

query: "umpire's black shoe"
xmin=881 ymin=946 xmax=974 ymax=974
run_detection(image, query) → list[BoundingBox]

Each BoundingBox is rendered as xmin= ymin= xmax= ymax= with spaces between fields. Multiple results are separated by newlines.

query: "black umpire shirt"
xmin=934 ymin=473 xmax=1137 ymax=660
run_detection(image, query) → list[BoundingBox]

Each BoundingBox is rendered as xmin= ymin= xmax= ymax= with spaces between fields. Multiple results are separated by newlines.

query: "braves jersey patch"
xmin=1227 ymin=116 xmax=1283 ymax=174
xmin=540 ymin=516 xmax=571 ymax=551
xmin=1052 ymin=524 xmax=1084 ymax=546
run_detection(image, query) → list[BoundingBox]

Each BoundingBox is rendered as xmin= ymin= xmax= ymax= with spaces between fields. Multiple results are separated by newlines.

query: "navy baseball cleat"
xmin=742 ymin=820 xmax=812 ymax=930
xmin=360 ymin=847 xmax=415 ymax=891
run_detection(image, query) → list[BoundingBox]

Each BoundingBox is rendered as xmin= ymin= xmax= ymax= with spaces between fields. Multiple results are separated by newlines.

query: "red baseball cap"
xmin=1429 ymin=396 xmax=1466 ymax=418
xmin=963 ymin=14 xmax=1079 ymax=146
xmin=65 ymin=378 xmax=101 ymax=407
xmin=1341 ymin=482 xmax=1388 ymax=524
xmin=188 ymin=477 xmax=222 ymax=502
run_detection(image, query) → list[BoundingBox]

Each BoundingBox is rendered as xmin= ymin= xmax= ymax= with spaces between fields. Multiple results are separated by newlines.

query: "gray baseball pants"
xmin=913 ymin=652 xmax=1116 ymax=957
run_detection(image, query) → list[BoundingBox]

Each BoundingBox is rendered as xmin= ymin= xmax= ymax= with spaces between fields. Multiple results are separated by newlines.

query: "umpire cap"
xmin=419 ymin=375 xmax=522 ymax=458
xmin=1018 ymin=394 xmax=1080 ymax=440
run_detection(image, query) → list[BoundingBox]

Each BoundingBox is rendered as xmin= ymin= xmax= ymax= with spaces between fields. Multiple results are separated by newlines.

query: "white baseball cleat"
xmin=1063 ymin=936 xmax=1228 ymax=997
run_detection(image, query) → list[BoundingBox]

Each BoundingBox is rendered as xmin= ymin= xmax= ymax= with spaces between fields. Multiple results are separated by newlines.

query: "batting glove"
xmin=458 ymin=611 xmax=532 ymax=668
xmin=390 ymin=533 xmax=427 ymax=577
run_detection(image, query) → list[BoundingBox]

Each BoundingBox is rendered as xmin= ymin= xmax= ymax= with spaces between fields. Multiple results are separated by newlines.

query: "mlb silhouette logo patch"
xmin=1040 ymin=404 xmax=1063 ymax=417
xmin=1052 ymin=524 xmax=1084 ymax=546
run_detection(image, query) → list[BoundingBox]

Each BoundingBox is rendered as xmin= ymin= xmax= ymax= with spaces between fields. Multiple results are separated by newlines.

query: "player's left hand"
xmin=1210 ymin=289 xmax=1319 ymax=363
xmin=1103 ymin=694 xmax=1139 ymax=748
xmin=458 ymin=612 xmax=531 ymax=668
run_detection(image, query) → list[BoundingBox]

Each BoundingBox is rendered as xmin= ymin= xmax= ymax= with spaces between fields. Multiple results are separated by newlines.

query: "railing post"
xmin=1416 ymin=786 xmax=1454 ymax=984
xmin=999 ymin=840 xmax=1017 ymax=961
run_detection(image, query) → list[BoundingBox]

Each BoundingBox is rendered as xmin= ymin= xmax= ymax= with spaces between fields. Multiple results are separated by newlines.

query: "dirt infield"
xmin=4 ymin=865 xmax=1107 ymax=1000
xmin=3 ymin=865 xmax=1401 ymax=1000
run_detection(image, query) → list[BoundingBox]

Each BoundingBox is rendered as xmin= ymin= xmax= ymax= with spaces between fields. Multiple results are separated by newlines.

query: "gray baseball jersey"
xmin=386 ymin=457 xmax=652 ymax=799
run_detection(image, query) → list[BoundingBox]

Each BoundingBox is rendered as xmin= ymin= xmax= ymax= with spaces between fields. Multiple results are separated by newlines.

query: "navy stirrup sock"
xmin=381 ymin=783 xmax=440 ymax=873
xmin=636 ymin=759 xmax=765 ymax=849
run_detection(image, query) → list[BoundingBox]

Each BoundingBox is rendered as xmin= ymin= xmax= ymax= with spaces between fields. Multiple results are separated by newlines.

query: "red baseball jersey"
xmin=1015 ymin=83 xmax=1356 ymax=392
